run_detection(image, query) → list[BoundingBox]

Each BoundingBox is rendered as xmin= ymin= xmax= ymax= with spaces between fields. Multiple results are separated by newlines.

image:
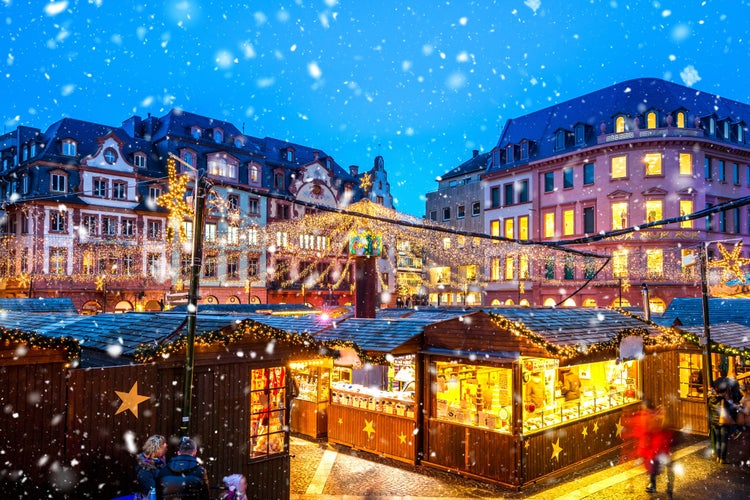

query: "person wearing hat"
xmin=220 ymin=473 xmax=248 ymax=500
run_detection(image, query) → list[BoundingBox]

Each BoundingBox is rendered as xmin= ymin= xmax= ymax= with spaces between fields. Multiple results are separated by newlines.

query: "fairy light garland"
xmin=0 ymin=326 xmax=80 ymax=360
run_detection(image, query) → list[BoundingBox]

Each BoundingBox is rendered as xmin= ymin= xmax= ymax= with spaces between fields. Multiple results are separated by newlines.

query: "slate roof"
xmin=487 ymin=307 xmax=663 ymax=346
xmin=0 ymin=298 xmax=78 ymax=314
xmin=489 ymin=77 xmax=750 ymax=172
xmin=242 ymin=315 xmax=334 ymax=336
xmin=315 ymin=318 xmax=432 ymax=353
xmin=438 ymin=151 xmax=491 ymax=180
xmin=167 ymin=303 xmax=319 ymax=316
xmin=679 ymin=323 xmax=750 ymax=350
xmin=654 ymin=298 xmax=750 ymax=328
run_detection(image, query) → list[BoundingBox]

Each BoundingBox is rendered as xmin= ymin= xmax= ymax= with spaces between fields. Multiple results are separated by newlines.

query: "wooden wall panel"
xmin=328 ymin=404 xmax=417 ymax=462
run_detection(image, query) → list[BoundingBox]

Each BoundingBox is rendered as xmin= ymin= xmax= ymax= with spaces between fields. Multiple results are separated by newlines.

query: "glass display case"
xmin=290 ymin=360 xmax=330 ymax=403
xmin=249 ymin=366 xmax=287 ymax=457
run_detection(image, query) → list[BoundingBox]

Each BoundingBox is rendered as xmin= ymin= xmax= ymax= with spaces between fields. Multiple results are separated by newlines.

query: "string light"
xmin=0 ymin=326 xmax=80 ymax=361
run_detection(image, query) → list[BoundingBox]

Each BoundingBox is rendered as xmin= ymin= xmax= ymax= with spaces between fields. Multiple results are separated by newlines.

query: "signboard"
xmin=349 ymin=229 xmax=382 ymax=257
xmin=165 ymin=291 xmax=190 ymax=305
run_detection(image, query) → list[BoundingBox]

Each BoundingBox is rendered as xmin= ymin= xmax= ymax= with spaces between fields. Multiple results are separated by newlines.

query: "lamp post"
xmin=698 ymin=242 xmax=714 ymax=397
xmin=641 ymin=283 xmax=650 ymax=321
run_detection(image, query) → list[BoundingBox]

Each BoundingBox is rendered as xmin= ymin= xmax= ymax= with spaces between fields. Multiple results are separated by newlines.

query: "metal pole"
xmin=699 ymin=243 xmax=714 ymax=428
xmin=180 ymin=174 xmax=210 ymax=438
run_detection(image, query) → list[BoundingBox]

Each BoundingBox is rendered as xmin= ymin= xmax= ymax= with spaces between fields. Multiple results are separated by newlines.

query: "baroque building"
xmin=0 ymin=109 xmax=393 ymax=312
xmin=429 ymin=78 xmax=750 ymax=309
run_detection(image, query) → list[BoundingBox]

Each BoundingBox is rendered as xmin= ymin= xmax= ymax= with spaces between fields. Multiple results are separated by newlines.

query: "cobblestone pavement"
xmin=290 ymin=432 xmax=750 ymax=499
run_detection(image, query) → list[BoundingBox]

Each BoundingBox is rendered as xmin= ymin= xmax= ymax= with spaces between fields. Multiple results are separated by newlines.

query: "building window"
xmin=490 ymin=186 xmax=500 ymax=208
xmin=564 ymin=255 xmax=575 ymax=280
xmin=718 ymin=160 xmax=726 ymax=182
xmin=645 ymin=200 xmax=663 ymax=224
xmin=644 ymin=153 xmax=662 ymax=176
xmin=62 ymin=139 xmax=77 ymax=156
xmin=544 ymin=171 xmax=554 ymax=193
xmin=584 ymin=257 xmax=597 ymax=279
xmin=51 ymin=173 xmax=67 ymax=193
xmin=504 ymin=218 xmax=514 ymax=239
xmin=102 ymin=216 xmax=117 ymax=236
xmin=204 ymin=223 xmax=217 ymax=243
xmin=429 ymin=210 xmax=437 ymax=222
xmin=147 ymin=253 xmax=161 ymax=278
xmin=147 ymin=220 xmax=162 ymax=240
xmin=227 ymin=254 xmax=240 ymax=280
xmin=504 ymin=183 xmax=514 ymax=206
xmin=208 ymin=156 xmax=238 ymax=179
xmin=93 ymin=178 xmax=108 ymax=198
xmin=718 ymin=211 xmax=726 ymax=232
xmin=472 ymin=202 xmax=481 ymax=217
xmin=583 ymin=206 xmax=595 ymax=234
xmin=442 ymin=207 xmax=451 ymax=221
xmin=248 ymin=256 xmax=260 ymax=278
xmin=704 ymin=157 xmax=712 ymax=180
xmin=50 ymin=210 xmax=66 ymax=232
xmin=134 ymin=153 xmax=146 ymax=168
xmin=612 ymin=201 xmax=628 ymax=230
xmin=575 ymin=125 xmax=585 ymax=144
xmin=583 ymin=162 xmax=595 ymax=185
xmin=227 ymin=225 xmax=239 ymax=245
xmin=113 ymin=181 xmax=127 ymax=200
xmin=191 ymin=127 xmax=202 ymax=139
xmin=284 ymin=148 xmax=295 ymax=162
xmin=647 ymin=249 xmax=663 ymax=278
xmin=83 ymin=215 xmax=98 ymax=236
xmin=520 ymin=141 xmax=529 ymax=159
xmin=504 ymin=255 xmax=515 ymax=280
xmin=249 ymin=366 xmax=288 ymax=458
xmin=679 ymin=153 xmax=692 ymax=175
xmin=615 ymin=116 xmax=626 ymax=133
xmin=676 ymin=112 xmax=686 ymax=128
xmin=457 ymin=204 xmax=465 ymax=219
xmin=203 ymin=255 xmax=218 ymax=278
xmin=104 ymin=148 xmax=117 ymax=164
xmin=545 ymin=256 xmax=555 ymax=280
xmin=227 ymin=194 xmax=240 ymax=212
xmin=563 ymin=209 xmax=574 ymax=236
xmin=248 ymin=198 xmax=260 ymax=216
xmin=274 ymin=172 xmax=284 ymax=190
xmin=680 ymin=200 xmax=693 ymax=228
xmin=612 ymin=249 xmax=628 ymax=278
xmin=733 ymin=163 xmax=740 ymax=185
xmin=121 ymin=218 xmax=135 ymax=237
xmin=506 ymin=144 xmax=514 ymax=163
xmin=519 ymin=215 xmax=529 ymax=240
xmin=544 ymin=212 xmax=555 ymax=238
xmin=250 ymin=164 xmax=260 ymax=183
xmin=518 ymin=180 xmax=529 ymax=203
xmin=733 ymin=208 xmax=740 ymax=234
xmin=213 ymin=129 xmax=224 ymax=143
xmin=555 ymin=130 xmax=566 ymax=150
xmin=49 ymin=247 xmax=67 ymax=275
xmin=646 ymin=111 xmax=657 ymax=129
xmin=611 ymin=155 xmax=627 ymax=179
xmin=563 ymin=167 xmax=574 ymax=189
xmin=490 ymin=257 xmax=501 ymax=281
xmin=183 ymin=151 xmax=195 ymax=167
xmin=148 ymin=186 xmax=162 ymax=201
xmin=706 ymin=203 xmax=713 ymax=231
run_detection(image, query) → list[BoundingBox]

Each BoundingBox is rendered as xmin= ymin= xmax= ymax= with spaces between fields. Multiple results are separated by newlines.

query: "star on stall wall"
xmin=115 ymin=381 xmax=150 ymax=417
xmin=524 ymin=440 xmax=530 ymax=449
xmin=338 ymin=417 xmax=343 ymax=425
xmin=363 ymin=419 xmax=375 ymax=438
xmin=551 ymin=437 xmax=563 ymax=461
xmin=615 ymin=418 xmax=624 ymax=438
xmin=593 ymin=421 xmax=600 ymax=434
xmin=581 ymin=426 xmax=588 ymax=438
xmin=398 ymin=432 xmax=408 ymax=444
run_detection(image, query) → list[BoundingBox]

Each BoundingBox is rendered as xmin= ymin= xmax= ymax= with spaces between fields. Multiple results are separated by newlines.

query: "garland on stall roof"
xmin=134 ymin=319 xmax=386 ymax=365
xmin=0 ymin=326 xmax=81 ymax=361
xmin=488 ymin=312 xmax=683 ymax=362
xmin=673 ymin=327 xmax=750 ymax=361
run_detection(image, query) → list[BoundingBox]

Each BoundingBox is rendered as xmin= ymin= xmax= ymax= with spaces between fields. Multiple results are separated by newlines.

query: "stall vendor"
xmin=525 ymin=372 xmax=545 ymax=411
xmin=561 ymin=367 xmax=581 ymax=402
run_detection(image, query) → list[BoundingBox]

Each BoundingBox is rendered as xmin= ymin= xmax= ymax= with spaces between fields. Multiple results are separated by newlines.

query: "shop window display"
xmin=249 ymin=366 xmax=287 ymax=457
xmin=433 ymin=361 xmax=514 ymax=433
xmin=678 ymin=353 xmax=704 ymax=399
xmin=290 ymin=360 xmax=330 ymax=403
xmin=521 ymin=357 xmax=641 ymax=433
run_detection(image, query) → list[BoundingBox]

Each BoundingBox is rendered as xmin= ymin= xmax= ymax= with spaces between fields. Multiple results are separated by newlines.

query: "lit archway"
xmin=81 ymin=301 xmax=102 ymax=315
xmin=114 ymin=300 xmax=134 ymax=313
xmin=202 ymin=295 xmax=219 ymax=304
xmin=249 ymin=295 xmax=262 ymax=304
xmin=583 ymin=298 xmax=598 ymax=307
xmin=543 ymin=298 xmax=557 ymax=307
xmin=144 ymin=300 xmax=162 ymax=312
xmin=562 ymin=298 xmax=577 ymax=307
xmin=649 ymin=297 xmax=666 ymax=314
xmin=491 ymin=298 xmax=501 ymax=306
xmin=519 ymin=299 xmax=530 ymax=307
xmin=227 ymin=295 xmax=241 ymax=304
xmin=612 ymin=298 xmax=631 ymax=307
xmin=504 ymin=299 xmax=515 ymax=305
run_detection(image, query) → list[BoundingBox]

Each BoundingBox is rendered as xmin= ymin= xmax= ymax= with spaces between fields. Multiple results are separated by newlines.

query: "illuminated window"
xmin=490 ymin=220 xmax=500 ymax=243
xmin=611 ymin=202 xmax=628 ymax=230
xmin=276 ymin=231 xmax=288 ymax=248
xmin=518 ymin=216 xmax=529 ymax=240
xmin=563 ymin=209 xmax=574 ymax=236
xmin=227 ymin=254 xmax=240 ymax=279
xmin=49 ymin=247 xmax=67 ymax=275
xmin=645 ymin=200 xmax=663 ymax=224
xmin=62 ymin=139 xmax=77 ymax=156
xmin=50 ymin=210 xmax=67 ymax=232
xmin=227 ymin=225 xmax=239 ymax=245
xmin=519 ymin=254 xmax=530 ymax=279
xmin=461 ymin=264 xmax=478 ymax=281
xmin=678 ymin=353 xmax=704 ymax=399
xmin=676 ymin=112 xmax=686 ymax=128
xmin=564 ymin=255 xmax=575 ymax=279
xmin=505 ymin=255 xmax=515 ymax=280
xmin=249 ymin=367 xmax=288 ymax=458
xmin=611 ymin=155 xmax=627 ymax=179
xmin=681 ymin=249 xmax=696 ymax=278
xmin=612 ymin=249 xmax=628 ymax=278
xmin=208 ymin=155 xmax=238 ymax=179
xmin=544 ymin=212 xmax=555 ymax=238
xmin=679 ymin=153 xmax=692 ymax=175
xmin=644 ymin=153 xmax=662 ymax=175
xmin=490 ymin=257 xmax=501 ymax=281
xmin=615 ymin=116 xmax=626 ymax=133
xmin=203 ymin=255 xmax=217 ymax=278
xmin=504 ymin=218 xmax=514 ymax=239
xmin=432 ymin=267 xmax=450 ymax=284
xmin=646 ymin=112 xmax=657 ymax=129
xmin=442 ymin=237 xmax=451 ymax=250
xmin=646 ymin=249 xmax=663 ymax=278
xmin=204 ymin=223 xmax=217 ymax=243
xmin=680 ymin=200 xmax=693 ymax=228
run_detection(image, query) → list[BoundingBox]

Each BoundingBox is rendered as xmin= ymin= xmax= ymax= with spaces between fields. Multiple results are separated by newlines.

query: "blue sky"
xmin=2 ymin=0 xmax=750 ymax=216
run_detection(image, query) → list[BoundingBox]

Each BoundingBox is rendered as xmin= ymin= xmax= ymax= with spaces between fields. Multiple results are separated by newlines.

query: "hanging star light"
xmin=710 ymin=241 xmax=750 ymax=284
xmin=95 ymin=275 xmax=106 ymax=291
xmin=16 ymin=273 xmax=30 ymax=289
xmin=156 ymin=156 xmax=194 ymax=243
xmin=359 ymin=172 xmax=373 ymax=192
xmin=621 ymin=278 xmax=631 ymax=292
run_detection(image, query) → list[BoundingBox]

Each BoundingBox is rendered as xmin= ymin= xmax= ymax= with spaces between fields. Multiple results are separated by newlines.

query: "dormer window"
xmin=62 ymin=139 xmax=77 ymax=156
xmin=676 ymin=111 xmax=686 ymax=128
xmin=555 ymin=130 xmax=566 ymax=151
xmin=520 ymin=141 xmax=529 ymax=160
xmin=646 ymin=111 xmax=657 ymax=129
xmin=505 ymin=144 xmax=514 ymax=164
xmin=708 ymin=117 xmax=716 ymax=135
xmin=29 ymin=142 xmax=36 ymax=158
xmin=234 ymin=136 xmax=243 ymax=148
xmin=50 ymin=172 xmax=67 ymax=193
xmin=21 ymin=145 xmax=28 ymax=161
xmin=190 ymin=126 xmax=201 ymax=140
xmin=738 ymin=123 xmax=745 ymax=143
xmin=575 ymin=124 xmax=586 ymax=144
xmin=249 ymin=163 xmax=260 ymax=183
xmin=213 ymin=128 xmax=224 ymax=143
xmin=274 ymin=172 xmax=285 ymax=189
xmin=134 ymin=153 xmax=147 ymax=168
xmin=283 ymin=148 xmax=295 ymax=162
xmin=723 ymin=120 xmax=730 ymax=140
xmin=615 ymin=116 xmax=626 ymax=133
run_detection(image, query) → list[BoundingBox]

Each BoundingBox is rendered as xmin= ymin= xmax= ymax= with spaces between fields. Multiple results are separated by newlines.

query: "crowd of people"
xmin=134 ymin=435 xmax=248 ymax=500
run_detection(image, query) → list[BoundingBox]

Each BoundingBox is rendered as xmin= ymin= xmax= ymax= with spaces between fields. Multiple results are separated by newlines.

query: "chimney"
xmin=121 ymin=116 xmax=143 ymax=138
xmin=472 ymin=149 xmax=479 ymax=158
xmin=350 ymin=165 xmax=359 ymax=176
xmin=313 ymin=150 xmax=319 ymax=160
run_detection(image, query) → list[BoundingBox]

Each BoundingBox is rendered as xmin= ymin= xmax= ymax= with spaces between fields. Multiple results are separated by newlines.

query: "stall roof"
xmin=0 ymin=298 xmax=78 ymax=314
xmin=679 ymin=323 xmax=750 ymax=350
xmin=486 ymin=307 xmax=664 ymax=346
xmin=241 ymin=315 xmax=335 ymax=335
xmin=655 ymin=298 xmax=750 ymax=328
xmin=167 ymin=303 xmax=320 ymax=316
xmin=0 ymin=310 xmax=86 ymax=332
xmin=315 ymin=318 xmax=432 ymax=353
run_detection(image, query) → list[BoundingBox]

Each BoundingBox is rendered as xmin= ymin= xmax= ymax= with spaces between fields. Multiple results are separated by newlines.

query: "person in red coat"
xmin=623 ymin=401 xmax=674 ymax=497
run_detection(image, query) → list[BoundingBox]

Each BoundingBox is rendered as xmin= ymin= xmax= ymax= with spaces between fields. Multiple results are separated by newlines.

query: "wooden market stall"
xmin=419 ymin=308 xmax=669 ymax=488
xmin=314 ymin=318 xmax=430 ymax=464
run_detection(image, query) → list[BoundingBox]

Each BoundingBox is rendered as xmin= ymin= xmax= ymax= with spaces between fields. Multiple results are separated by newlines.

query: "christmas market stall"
xmin=419 ymin=308 xmax=674 ymax=488
xmin=313 ymin=318 xmax=431 ymax=464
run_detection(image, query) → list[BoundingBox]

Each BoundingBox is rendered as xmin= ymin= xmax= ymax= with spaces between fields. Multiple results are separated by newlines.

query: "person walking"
xmin=156 ymin=437 xmax=210 ymax=499
xmin=135 ymin=435 xmax=167 ymax=499
xmin=220 ymin=473 xmax=248 ymax=500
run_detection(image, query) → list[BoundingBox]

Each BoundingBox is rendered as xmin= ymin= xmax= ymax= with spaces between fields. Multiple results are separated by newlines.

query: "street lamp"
xmin=641 ymin=283 xmax=650 ymax=321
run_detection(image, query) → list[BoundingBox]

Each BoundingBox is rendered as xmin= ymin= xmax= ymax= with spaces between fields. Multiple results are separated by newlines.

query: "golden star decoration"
xmin=174 ymin=279 xmax=184 ymax=292
xmin=551 ymin=437 xmax=563 ymax=461
xmin=524 ymin=440 xmax=530 ymax=449
xmin=710 ymin=241 xmax=750 ymax=284
xmin=398 ymin=432 xmax=407 ymax=444
xmin=581 ymin=426 xmax=588 ymax=438
xmin=114 ymin=381 xmax=150 ymax=418
xmin=593 ymin=421 xmax=599 ymax=434
xmin=615 ymin=418 xmax=624 ymax=438
xmin=363 ymin=419 xmax=376 ymax=439
xmin=519 ymin=281 xmax=525 ymax=294
xmin=156 ymin=157 xmax=194 ymax=243
xmin=338 ymin=418 xmax=343 ymax=425
xmin=620 ymin=278 xmax=631 ymax=293
xmin=359 ymin=172 xmax=373 ymax=192
xmin=95 ymin=275 xmax=106 ymax=291
xmin=16 ymin=273 xmax=30 ymax=289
